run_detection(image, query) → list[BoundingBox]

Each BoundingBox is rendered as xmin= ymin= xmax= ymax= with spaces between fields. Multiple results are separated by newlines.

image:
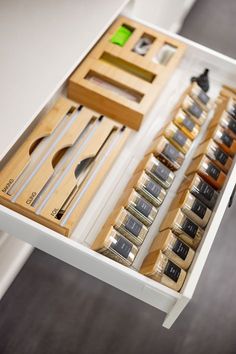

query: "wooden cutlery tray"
xmin=0 ymin=97 xmax=130 ymax=236
xmin=68 ymin=16 xmax=186 ymax=130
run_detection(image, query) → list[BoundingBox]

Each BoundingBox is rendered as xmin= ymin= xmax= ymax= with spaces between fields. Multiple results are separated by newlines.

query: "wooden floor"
xmin=1 ymin=0 xmax=236 ymax=353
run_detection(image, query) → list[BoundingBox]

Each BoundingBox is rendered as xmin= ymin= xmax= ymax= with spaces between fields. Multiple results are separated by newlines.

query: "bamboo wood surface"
xmin=68 ymin=16 xmax=186 ymax=130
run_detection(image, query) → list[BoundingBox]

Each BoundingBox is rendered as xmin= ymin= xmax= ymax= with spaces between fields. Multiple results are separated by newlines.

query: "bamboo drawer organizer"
xmin=0 ymin=97 xmax=130 ymax=236
xmin=68 ymin=16 xmax=186 ymax=130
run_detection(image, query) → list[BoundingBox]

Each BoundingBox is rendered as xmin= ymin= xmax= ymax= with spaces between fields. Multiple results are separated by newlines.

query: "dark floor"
xmin=1 ymin=1 xmax=236 ymax=353
xmin=181 ymin=0 xmax=236 ymax=59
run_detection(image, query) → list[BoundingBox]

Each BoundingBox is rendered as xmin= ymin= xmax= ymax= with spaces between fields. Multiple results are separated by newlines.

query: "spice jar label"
xmin=152 ymin=161 xmax=170 ymax=181
xmin=125 ymin=215 xmax=142 ymax=237
xmin=135 ymin=197 xmax=152 ymax=217
xmin=192 ymin=199 xmax=207 ymax=219
xmin=111 ymin=236 xmax=132 ymax=259
xmin=188 ymin=103 xmax=202 ymax=118
xmin=173 ymin=238 xmax=189 ymax=260
xmin=207 ymin=163 xmax=220 ymax=180
xmin=228 ymin=118 xmax=236 ymax=134
xmin=182 ymin=218 xmax=198 ymax=238
xmin=221 ymin=132 xmax=233 ymax=147
xmin=229 ymin=104 xmax=236 ymax=118
xmin=198 ymin=90 xmax=209 ymax=105
xmin=198 ymin=180 xmax=214 ymax=201
xmin=173 ymin=130 xmax=187 ymax=147
xmin=164 ymin=260 xmax=181 ymax=282
xmin=215 ymin=148 xmax=228 ymax=166
xmin=145 ymin=179 xmax=161 ymax=198
xmin=183 ymin=117 xmax=195 ymax=132
xmin=163 ymin=143 xmax=179 ymax=162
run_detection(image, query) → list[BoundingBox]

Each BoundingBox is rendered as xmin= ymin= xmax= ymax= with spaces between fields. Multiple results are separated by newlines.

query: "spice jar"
xmin=128 ymin=171 xmax=166 ymax=207
xmin=189 ymin=82 xmax=211 ymax=110
xmin=92 ymin=226 xmax=138 ymax=266
xmin=178 ymin=173 xmax=218 ymax=210
xmin=204 ymin=125 xmax=236 ymax=156
xmin=140 ymin=250 xmax=186 ymax=291
xmin=170 ymin=190 xmax=212 ymax=228
xmin=182 ymin=95 xmax=208 ymax=125
xmin=185 ymin=154 xmax=226 ymax=190
xmin=173 ymin=108 xmax=200 ymax=140
xmin=113 ymin=207 xmax=149 ymax=246
xmin=194 ymin=138 xmax=233 ymax=173
xmin=149 ymin=229 xmax=195 ymax=270
xmin=147 ymin=138 xmax=185 ymax=171
xmin=164 ymin=122 xmax=192 ymax=154
xmin=137 ymin=154 xmax=175 ymax=188
xmin=122 ymin=189 xmax=158 ymax=227
xmin=226 ymin=98 xmax=236 ymax=119
xmin=160 ymin=208 xmax=204 ymax=249
xmin=211 ymin=111 xmax=236 ymax=139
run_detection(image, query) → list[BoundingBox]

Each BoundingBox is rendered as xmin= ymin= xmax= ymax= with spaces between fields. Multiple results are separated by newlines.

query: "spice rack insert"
xmin=0 ymin=97 xmax=130 ymax=236
xmin=68 ymin=16 xmax=186 ymax=130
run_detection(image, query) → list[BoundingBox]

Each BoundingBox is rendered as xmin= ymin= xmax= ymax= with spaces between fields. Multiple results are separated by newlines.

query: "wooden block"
xmin=68 ymin=16 xmax=186 ymax=130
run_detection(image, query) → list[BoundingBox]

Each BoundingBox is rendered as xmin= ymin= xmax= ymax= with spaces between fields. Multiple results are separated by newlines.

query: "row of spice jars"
xmin=92 ymin=81 xmax=211 ymax=271
xmin=91 ymin=156 xmax=173 ymax=266
xmin=140 ymin=94 xmax=236 ymax=291
xmin=185 ymin=97 xmax=236 ymax=190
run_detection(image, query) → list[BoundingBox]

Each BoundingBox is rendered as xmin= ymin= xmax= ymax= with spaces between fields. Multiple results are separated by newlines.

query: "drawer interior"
xmin=0 ymin=14 xmax=236 ymax=328
xmin=71 ymin=47 xmax=234 ymax=249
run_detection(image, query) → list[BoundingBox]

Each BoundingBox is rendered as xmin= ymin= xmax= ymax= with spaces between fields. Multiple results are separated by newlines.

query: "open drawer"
xmin=1 ymin=11 xmax=236 ymax=329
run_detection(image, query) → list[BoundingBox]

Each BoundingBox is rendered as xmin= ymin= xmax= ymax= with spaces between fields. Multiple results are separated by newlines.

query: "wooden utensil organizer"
xmin=0 ymin=97 xmax=130 ymax=236
xmin=68 ymin=16 xmax=186 ymax=130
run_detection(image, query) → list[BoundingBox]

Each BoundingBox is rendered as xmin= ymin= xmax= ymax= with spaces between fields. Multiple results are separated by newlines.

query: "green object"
xmin=110 ymin=26 xmax=132 ymax=46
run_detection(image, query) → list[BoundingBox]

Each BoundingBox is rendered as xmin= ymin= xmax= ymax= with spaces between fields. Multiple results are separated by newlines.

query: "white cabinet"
xmin=0 ymin=232 xmax=32 ymax=299
xmin=0 ymin=1 xmax=236 ymax=328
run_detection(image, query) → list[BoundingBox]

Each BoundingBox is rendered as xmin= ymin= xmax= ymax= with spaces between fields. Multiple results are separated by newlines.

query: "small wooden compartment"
xmin=68 ymin=16 xmax=186 ymax=130
xmin=0 ymin=97 xmax=130 ymax=236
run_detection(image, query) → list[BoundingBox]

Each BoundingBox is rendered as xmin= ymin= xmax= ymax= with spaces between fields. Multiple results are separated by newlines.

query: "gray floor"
xmin=1 ymin=1 xmax=236 ymax=353
xmin=181 ymin=0 xmax=236 ymax=59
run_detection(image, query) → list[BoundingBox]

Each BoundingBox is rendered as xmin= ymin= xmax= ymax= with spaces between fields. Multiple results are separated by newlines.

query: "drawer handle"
xmin=228 ymin=184 xmax=236 ymax=208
